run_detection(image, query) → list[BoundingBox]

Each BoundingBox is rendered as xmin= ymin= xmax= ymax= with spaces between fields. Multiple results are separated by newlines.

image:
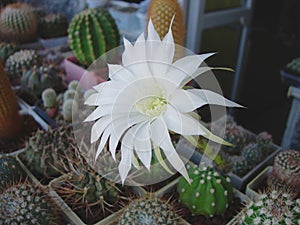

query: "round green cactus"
xmin=241 ymin=143 xmax=262 ymax=166
xmin=236 ymin=188 xmax=300 ymax=224
xmin=38 ymin=13 xmax=68 ymax=39
xmin=21 ymin=126 xmax=78 ymax=180
xmin=119 ymin=195 xmax=180 ymax=225
xmin=0 ymin=42 xmax=17 ymax=63
xmin=0 ymin=155 xmax=25 ymax=190
xmin=42 ymin=88 xmax=57 ymax=108
xmin=177 ymin=163 xmax=233 ymax=217
xmin=0 ymin=181 xmax=61 ymax=225
xmin=5 ymin=49 xmax=40 ymax=83
xmin=273 ymin=150 xmax=300 ymax=189
xmin=0 ymin=3 xmax=38 ymax=43
xmin=20 ymin=64 xmax=63 ymax=99
xmin=223 ymin=124 xmax=248 ymax=154
xmin=68 ymin=8 xmax=120 ymax=66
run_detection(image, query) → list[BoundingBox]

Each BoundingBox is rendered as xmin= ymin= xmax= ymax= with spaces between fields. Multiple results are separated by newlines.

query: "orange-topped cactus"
xmin=147 ymin=0 xmax=185 ymax=46
xmin=0 ymin=62 xmax=23 ymax=140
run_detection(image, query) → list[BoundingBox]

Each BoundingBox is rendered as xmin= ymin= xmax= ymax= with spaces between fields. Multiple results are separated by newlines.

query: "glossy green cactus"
xmin=68 ymin=8 xmax=120 ymax=66
xmin=5 ymin=49 xmax=40 ymax=83
xmin=177 ymin=163 xmax=233 ymax=217
xmin=119 ymin=195 xmax=180 ymax=225
xmin=20 ymin=64 xmax=63 ymax=99
xmin=42 ymin=88 xmax=57 ymax=108
xmin=0 ymin=155 xmax=25 ymax=190
xmin=0 ymin=181 xmax=61 ymax=225
xmin=0 ymin=3 xmax=38 ymax=43
xmin=241 ymin=143 xmax=262 ymax=166
xmin=38 ymin=13 xmax=68 ymax=38
xmin=236 ymin=188 xmax=300 ymax=225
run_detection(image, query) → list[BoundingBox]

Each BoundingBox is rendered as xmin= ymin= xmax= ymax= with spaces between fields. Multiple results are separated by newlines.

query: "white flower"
xmin=84 ymin=19 xmax=242 ymax=184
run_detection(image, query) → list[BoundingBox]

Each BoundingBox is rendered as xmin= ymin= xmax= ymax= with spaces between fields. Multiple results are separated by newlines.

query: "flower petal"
xmin=95 ymin=125 xmax=111 ymax=159
xmin=150 ymin=117 xmax=190 ymax=183
xmin=119 ymin=134 xmax=133 ymax=184
xmin=84 ymin=105 xmax=112 ymax=122
xmin=163 ymin=105 xmax=206 ymax=135
xmin=91 ymin=115 xmax=112 ymax=143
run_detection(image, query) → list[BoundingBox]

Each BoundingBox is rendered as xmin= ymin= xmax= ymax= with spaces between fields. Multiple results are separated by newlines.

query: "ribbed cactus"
xmin=68 ymin=8 xmax=120 ymax=67
xmin=236 ymin=188 xmax=300 ymax=225
xmin=20 ymin=64 xmax=63 ymax=100
xmin=177 ymin=163 xmax=233 ymax=217
xmin=0 ymin=181 xmax=61 ymax=225
xmin=0 ymin=3 xmax=38 ymax=43
xmin=241 ymin=143 xmax=262 ymax=166
xmin=21 ymin=126 xmax=78 ymax=180
xmin=119 ymin=195 xmax=180 ymax=225
xmin=147 ymin=0 xmax=185 ymax=46
xmin=5 ymin=49 xmax=40 ymax=84
xmin=273 ymin=150 xmax=300 ymax=190
xmin=0 ymin=155 xmax=25 ymax=190
xmin=0 ymin=42 xmax=17 ymax=63
xmin=223 ymin=124 xmax=248 ymax=154
xmin=0 ymin=62 xmax=23 ymax=140
xmin=38 ymin=13 xmax=68 ymax=38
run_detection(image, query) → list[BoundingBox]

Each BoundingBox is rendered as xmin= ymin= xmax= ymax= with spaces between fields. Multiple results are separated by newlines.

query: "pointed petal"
xmin=150 ymin=118 xmax=190 ymax=183
xmin=95 ymin=125 xmax=111 ymax=159
xmin=84 ymin=105 xmax=112 ymax=122
xmin=187 ymin=89 xmax=244 ymax=108
xmin=118 ymin=143 xmax=132 ymax=184
xmin=91 ymin=115 xmax=112 ymax=143
xmin=199 ymin=122 xmax=232 ymax=145
xmin=147 ymin=18 xmax=161 ymax=42
xmin=163 ymin=105 xmax=206 ymax=135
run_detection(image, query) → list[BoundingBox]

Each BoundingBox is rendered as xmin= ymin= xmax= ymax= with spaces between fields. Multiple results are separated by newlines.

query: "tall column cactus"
xmin=68 ymin=8 xmax=120 ymax=67
xmin=0 ymin=3 xmax=38 ymax=43
xmin=0 ymin=62 xmax=23 ymax=140
xmin=147 ymin=0 xmax=185 ymax=46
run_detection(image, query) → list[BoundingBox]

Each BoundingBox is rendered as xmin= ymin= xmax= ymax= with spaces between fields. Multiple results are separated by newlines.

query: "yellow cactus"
xmin=0 ymin=62 xmax=23 ymax=140
xmin=147 ymin=0 xmax=185 ymax=46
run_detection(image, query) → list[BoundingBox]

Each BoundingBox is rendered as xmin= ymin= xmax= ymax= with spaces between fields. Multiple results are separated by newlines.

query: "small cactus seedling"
xmin=62 ymin=99 xmax=78 ymax=122
xmin=273 ymin=150 xmax=300 ymax=190
xmin=0 ymin=180 xmax=61 ymax=225
xmin=177 ymin=163 xmax=233 ymax=217
xmin=42 ymin=88 xmax=57 ymax=108
xmin=241 ymin=143 xmax=262 ymax=166
xmin=5 ymin=49 xmax=40 ymax=84
xmin=0 ymin=155 xmax=25 ymax=190
xmin=63 ymin=89 xmax=77 ymax=102
xmin=236 ymin=188 xmax=300 ymax=225
xmin=118 ymin=195 xmax=181 ymax=225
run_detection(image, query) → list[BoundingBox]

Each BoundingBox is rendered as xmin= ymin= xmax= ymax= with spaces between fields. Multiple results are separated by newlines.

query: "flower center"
xmin=136 ymin=96 xmax=167 ymax=117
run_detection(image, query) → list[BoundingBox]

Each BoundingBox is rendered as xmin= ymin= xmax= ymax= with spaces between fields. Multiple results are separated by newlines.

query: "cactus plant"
xmin=0 ymin=180 xmax=61 ymax=225
xmin=5 ymin=49 xmax=40 ymax=84
xmin=68 ymin=8 xmax=120 ymax=67
xmin=0 ymin=42 xmax=17 ymax=63
xmin=63 ymin=89 xmax=77 ymax=101
xmin=241 ymin=143 xmax=262 ymax=166
xmin=177 ymin=163 xmax=233 ymax=217
xmin=21 ymin=126 xmax=78 ymax=180
xmin=42 ymin=88 xmax=57 ymax=108
xmin=230 ymin=156 xmax=249 ymax=177
xmin=147 ymin=0 xmax=185 ymax=46
xmin=38 ymin=13 xmax=68 ymax=38
xmin=256 ymin=131 xmax=273 ymax=153
xmin=20 ymin=64 xmax=64 ymax=100
xmin=0 ymin=3 xmax=38 ymax=43
xmin=0 ymin=62 xmax=23 ymax=140
xmin=223 ymin=124 xmax=248 ymax=154
xmin=62 ymin=99 xmax=78 ymax=122
xmin=118 ymin=195 xmax=180 ymax=225
xmin=272 ymin=150 xmax=300 ymax=190
xmin=0 ymin=155 xmax=25 ymax=190
xmin=236 ymin=188 xmax=300 ymax=225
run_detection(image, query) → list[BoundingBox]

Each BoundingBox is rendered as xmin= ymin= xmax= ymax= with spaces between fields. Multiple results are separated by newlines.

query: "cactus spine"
xmin=177 ymin=163 xmax=233 ymax=217
xmin=0 ymin=181 xmax=61 ymax=225
xmin=119 ymin=195 xmax=180 ymax=225
xmin=0 ymin=3 xmax=38 ymax=43
xmin=147 ymin=0 xmax=185 ymax=46
xmin=68 ymin=8 xmax=120 ymax=67
xmin=0 ymin=62 xmax=23 ymax=140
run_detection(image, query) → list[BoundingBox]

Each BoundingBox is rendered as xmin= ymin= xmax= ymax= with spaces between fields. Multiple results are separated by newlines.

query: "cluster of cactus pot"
xmin=119 ymin=195 xmax=180 ymax=225
xmin=68 ymin=8 xmax=120 ymax=67
xmin=236 ymin=188 xmax=300 ymax=224
xmin=38 ymin=13 xmax=68 ymax=39
xmin=177 ymin=163 xmax=233 ymax=217
xmin=0 ymin=3 xmax=38 ymax=43
xmin=5 ymin=49 xmax=40 ymax=83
